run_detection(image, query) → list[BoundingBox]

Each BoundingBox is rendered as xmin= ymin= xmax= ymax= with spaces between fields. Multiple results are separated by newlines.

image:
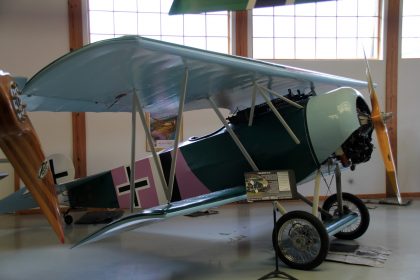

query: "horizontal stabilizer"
xmin=0 ymin=188 xmax=38 ymax=213
xmin=73 ymin=186 xmax=246 ymax=248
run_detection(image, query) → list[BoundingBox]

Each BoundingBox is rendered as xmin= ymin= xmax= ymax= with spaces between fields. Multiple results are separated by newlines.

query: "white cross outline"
xmin=115 ymin=175 xmax=150 ymax=208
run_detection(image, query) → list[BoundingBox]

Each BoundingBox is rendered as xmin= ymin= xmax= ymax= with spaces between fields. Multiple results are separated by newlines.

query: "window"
xmin=402 ymin=0 xmax=420 ymax=58
xmin=88 ymin=0 xmax=230 ymax=54
xmin=252 ymin=0 xmax=382 ymax=59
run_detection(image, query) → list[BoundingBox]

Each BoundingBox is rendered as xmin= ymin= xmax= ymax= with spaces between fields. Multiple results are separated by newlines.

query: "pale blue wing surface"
xmin=73 ymin=186 xmax=247 ymax=247
xmin=22 ymin=36 xmax=367 ymax=118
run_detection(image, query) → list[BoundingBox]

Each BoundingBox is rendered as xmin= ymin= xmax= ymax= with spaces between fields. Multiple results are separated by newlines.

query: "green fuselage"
xmin=63 ymin=88 xmax=370 ymax=209
xmin=178 ymin=101 xmax=318 ymax=193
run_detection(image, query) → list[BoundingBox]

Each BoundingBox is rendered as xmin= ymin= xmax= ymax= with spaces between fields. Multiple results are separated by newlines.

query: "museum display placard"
xmin=245 ymin=170 xmax=296 ymax=202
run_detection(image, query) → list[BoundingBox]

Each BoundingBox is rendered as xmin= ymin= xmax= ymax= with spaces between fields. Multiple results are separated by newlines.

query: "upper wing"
xmin=22 ymin=35 xmax=366 ymax=119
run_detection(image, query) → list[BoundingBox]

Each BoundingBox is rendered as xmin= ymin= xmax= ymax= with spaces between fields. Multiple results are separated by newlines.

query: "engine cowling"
xmin=306 ymin=87 xmax=373 ymax=166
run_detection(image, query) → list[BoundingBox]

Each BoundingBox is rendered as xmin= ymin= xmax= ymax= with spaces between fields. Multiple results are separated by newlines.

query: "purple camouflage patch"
xmin=175 ymin=151 xmax=210 ymax=199
xmin=111 ymin=158 xmax=159 ymax=209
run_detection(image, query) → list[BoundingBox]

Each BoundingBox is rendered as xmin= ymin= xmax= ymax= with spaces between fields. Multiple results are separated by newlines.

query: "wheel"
xmin=321 ymin=192 xmax=370 ymax=240
xmin=272 ymin=210 xmax=329 ymax=270
xmin=64 ymin=214 xmax=73 ymax=225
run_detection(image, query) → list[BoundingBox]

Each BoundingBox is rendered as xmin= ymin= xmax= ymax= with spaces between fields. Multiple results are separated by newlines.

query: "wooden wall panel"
xmin=235 ymin=11 xmax=248 ymax=57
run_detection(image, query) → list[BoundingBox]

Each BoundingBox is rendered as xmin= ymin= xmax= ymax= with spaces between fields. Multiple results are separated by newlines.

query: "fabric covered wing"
xmin=22 ymin=36 xmax=367 ymax=118
xmin=72 ymin=186 xmax=247 ymax=247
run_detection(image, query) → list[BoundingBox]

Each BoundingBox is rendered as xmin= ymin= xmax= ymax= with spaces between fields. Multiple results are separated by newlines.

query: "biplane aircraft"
xmin=0 ymin=35 xmax=401 ymax=270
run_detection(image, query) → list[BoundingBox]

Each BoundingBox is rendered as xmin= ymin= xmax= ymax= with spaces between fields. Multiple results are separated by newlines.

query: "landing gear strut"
xmin=321 ymin=192 xmax=370 ymax=240
xmin=271 ymin=164 xmax=370 ymax=270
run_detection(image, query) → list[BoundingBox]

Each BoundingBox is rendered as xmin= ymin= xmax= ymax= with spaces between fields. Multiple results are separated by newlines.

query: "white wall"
xmin=0 ymin=0 xmax=71 ymax=197
xmin=0 ymin=0 xmax=418 ymax=199
xmin=86 ymin=109 xmax=227 ymax=174
xmin=398 ymin=59 xmax=420 ymax=194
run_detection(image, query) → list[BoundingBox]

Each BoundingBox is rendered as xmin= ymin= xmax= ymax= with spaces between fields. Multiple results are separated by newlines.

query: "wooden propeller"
xmin=365 ymin=61 xmax=402 ymax=205
xmin=0 ymin=72 xmax=64 ymax=243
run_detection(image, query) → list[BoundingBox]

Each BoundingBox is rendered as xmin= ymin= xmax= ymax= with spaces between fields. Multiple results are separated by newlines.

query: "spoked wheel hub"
xmin=289 ymin=222 xmax=319 ymax=251
xmin=272 ymin=210 xmax=329 ymax=270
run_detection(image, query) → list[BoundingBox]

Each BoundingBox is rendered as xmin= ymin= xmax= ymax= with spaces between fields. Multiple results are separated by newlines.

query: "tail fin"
xmin=0 ymin=73 xmax=64 ymax=243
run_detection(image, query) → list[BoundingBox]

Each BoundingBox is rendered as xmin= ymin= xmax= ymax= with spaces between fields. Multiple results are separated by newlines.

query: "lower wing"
xmin=0 ymin=183 xmax=246 ymax=247
xmin=73 ymin=186 xmax=246 ymax=247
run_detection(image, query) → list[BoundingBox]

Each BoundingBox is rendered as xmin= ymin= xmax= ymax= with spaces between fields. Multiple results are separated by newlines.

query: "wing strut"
xmin=248 ymin=83 xmax=257 ymax=127
xmin=130 ymin=93 xmax=137 ymax=213
xmin=168 ymin=68 xmax=189 ymax=201
xmin=208 ymin=97 xmax=259 ymax=171
xmin=132 ymin=92 xmax=170 ymax=202
xmin=256 ymin=86 xmax=301 ymax=144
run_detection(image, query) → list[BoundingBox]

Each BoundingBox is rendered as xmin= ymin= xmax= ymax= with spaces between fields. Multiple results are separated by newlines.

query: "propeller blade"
xmin=365 ymin=59 xmax=402 ymax=204
xmin=371 ymin=115 xmax=402 ymax=204
xmin=0 ymin=74 xmax=65 ymax=243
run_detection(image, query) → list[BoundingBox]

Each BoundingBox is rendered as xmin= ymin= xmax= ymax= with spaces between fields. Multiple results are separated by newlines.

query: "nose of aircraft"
xmin=305 ymin=87 xmax=369 ymax=165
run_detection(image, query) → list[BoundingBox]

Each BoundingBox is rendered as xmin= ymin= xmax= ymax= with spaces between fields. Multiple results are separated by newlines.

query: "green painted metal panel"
xmin=169 ymin=0 xmax=336 ymax=15
xmin=180 ymin=102 xmax=318 ymax=191
xmin=169 ymin=0 xmax=248 ymax=14
xmin=65 ymin=171 xmax=120 ymax=208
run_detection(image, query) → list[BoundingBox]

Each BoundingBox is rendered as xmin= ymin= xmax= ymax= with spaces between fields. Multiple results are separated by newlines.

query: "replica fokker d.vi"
xmin=0 ymin=36 xmax=402 ymax=270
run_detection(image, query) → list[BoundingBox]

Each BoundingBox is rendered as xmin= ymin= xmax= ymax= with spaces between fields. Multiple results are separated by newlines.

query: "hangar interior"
xmin=0 ymin=0 xmax=419 ymax=279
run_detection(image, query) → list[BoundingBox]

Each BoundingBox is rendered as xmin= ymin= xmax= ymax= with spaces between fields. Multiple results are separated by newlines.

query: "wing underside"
xmin=22 ymin=36 xmax=367 ymax=118
xmin=73 ymin=186 xmax=246 ymax=247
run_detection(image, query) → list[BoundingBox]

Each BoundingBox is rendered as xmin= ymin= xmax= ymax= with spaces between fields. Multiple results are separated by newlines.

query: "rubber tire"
xmin=321 ymin=192 xmax=370 ymax=240
xmin=272 ymin=210 xmax=329 ymax=270
xmin=64 ymin=214 xmax=73 ymax=225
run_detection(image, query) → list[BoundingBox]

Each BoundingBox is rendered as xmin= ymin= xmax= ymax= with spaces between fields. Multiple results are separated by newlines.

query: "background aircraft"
xmin=169 ymin=0 xmax=335 ymax=14
xmin=0 ymin=35 xmax=401 ymax=270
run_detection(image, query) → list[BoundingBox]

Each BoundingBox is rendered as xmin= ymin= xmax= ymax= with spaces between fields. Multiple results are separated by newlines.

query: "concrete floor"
xmin=0 ymin=199 xmax=419 ymax=280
